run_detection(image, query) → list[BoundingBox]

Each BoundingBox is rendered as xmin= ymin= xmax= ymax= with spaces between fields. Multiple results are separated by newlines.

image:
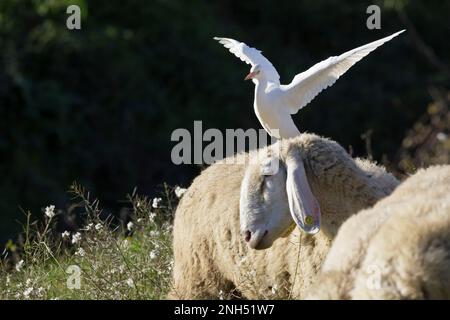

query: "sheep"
xmin=169 ymin=133 xmax=399 ymax=299
xmin=306 ymin=165 xmax=450 ymax=300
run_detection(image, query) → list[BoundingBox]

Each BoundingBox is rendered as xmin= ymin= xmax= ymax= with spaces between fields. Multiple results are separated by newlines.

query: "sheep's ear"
xmin=285 ymin=150 xmax=321 ymax=234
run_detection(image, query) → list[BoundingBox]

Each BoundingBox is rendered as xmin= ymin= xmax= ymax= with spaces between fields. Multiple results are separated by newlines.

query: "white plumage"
xmin=214 ymin=30 xmax=405 ymax=139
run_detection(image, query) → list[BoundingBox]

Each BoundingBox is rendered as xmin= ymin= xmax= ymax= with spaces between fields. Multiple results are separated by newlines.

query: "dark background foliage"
xmin=0 ymin=0 xmax=449 ymax=244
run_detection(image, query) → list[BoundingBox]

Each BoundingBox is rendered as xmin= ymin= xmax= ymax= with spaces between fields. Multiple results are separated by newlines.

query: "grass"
xmin=0 ymin=182 xmax=179 ymax=300
xmin=0 ymin=98 xmax=447 ymax=299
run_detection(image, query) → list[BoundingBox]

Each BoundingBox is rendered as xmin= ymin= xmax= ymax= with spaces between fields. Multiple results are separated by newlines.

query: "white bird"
xmin=214 ymin=30 xmax=405 ymax=139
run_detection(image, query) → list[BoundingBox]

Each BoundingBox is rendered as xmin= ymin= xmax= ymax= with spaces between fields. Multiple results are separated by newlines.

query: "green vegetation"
xmin=0 ymin=183 xmax=176 ymax=299
xmin=1 ymin=1 xmax=449 ymax=243
xmin=0 ymin=0 xmax=448 ymax=299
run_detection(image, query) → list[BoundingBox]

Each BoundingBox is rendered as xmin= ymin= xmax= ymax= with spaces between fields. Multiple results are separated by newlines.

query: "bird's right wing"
xmin=280 ymin=30 xmax=405 ymax=114
xmin=214 ymin=37 xmax=280 ymax=84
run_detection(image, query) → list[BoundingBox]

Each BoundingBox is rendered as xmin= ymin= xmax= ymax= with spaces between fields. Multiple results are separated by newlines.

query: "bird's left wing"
xmin=280 ymin=30 xmax=405 ymax=114
xmin=214 ymin=37 xmax=280 ymax=84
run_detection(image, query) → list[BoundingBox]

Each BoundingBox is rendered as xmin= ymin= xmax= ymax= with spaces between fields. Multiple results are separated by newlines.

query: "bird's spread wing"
xmin=214 ymin=37 xmax=280 ymax=84
xmin=280 ymin=30 xmax=405 ymax=114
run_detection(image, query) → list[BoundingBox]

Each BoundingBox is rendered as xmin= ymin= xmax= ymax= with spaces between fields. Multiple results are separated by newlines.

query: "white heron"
xmin=214 ymin=30 xmax=405 ymax=139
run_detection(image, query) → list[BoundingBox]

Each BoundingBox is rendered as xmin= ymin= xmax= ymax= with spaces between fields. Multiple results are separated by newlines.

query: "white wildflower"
xmin=174 ymin=186 xmax=187 ymax=198
xmin=127 ymin=221 xmax=134 ymax=231
xmin=148 ymin=212 xmax=156 ymax=221
xmin=149 ymin=230 xmax=160 ymax=237
xmin=149 ymin=250 xmax=157 ymax=260
xmin=162 ymin=222 xmax=173 ymax=232
xmin=121 ymin=239 xmax=130 ymax=249
xmin=23 ymin=287 xmax=33 ymax=299
xmin=437 ymin=132 xmax=448 ymax=141
xmin=26 ymin=278 xmax=32 ymax=286
xmin=75 ymin=247 xmax=85 ymax=257
xmin=61 ymin=231 xmax=70 ymax=239
xmin=45 ymin=205 xmax=56 ymax=218
xmin=95 ymin=223 xmax=102 ymax=230
xmin=36 ymin=287 xmax=45 ymax=297
xmin=15 ymin=260 xmax=24 ymax=272
xmin=137 ymin=218 xmax=143 ymax=223
xmin=85 ymin=223 xmax=93 ymax=231
xmin=125 ymin=278 xmax=135 ymax=288
xmin=152 ymin=197 xmax=162 ymax=209
xmin=71 ymin=232 xmax=82 ymax=244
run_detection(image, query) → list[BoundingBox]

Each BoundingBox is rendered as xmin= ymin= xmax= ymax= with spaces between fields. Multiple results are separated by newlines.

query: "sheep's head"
xmin=239 ymin=143 xmax=321 ymax=250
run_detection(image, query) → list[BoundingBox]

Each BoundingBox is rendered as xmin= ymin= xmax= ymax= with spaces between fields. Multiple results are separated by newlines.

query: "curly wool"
xmin=169 ymin=133 xmax=399 ymax=299
xmin=307 ymin=165 xmax=450 ymax=299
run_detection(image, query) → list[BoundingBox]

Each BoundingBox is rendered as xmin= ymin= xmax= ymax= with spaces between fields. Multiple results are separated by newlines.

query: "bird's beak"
xmin=244 ymin=71 xmax=256 ymax=81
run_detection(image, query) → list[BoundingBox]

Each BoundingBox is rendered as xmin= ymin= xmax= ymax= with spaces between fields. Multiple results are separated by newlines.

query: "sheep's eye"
xmin=261 ymin=177 xmax=276 ymax=202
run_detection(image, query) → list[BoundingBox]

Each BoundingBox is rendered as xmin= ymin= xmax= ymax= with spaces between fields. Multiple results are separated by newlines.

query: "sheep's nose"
xmin=244 ymin=230 xmax=252 ymax=242
xmin=244 ymin=230 xmax=269 ymax=249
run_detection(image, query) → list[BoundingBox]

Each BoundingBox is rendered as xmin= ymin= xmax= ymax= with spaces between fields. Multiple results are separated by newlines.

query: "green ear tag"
xmin=305 ymin=216 xmax=314 ymax=226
